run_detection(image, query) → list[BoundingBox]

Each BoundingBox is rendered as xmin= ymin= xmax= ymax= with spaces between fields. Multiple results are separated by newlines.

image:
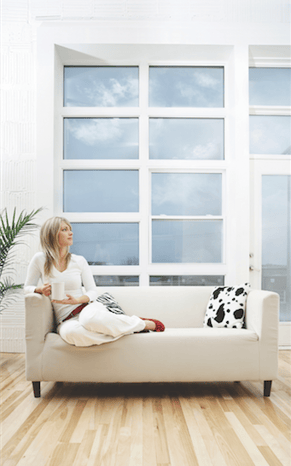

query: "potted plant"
xmin=0 ymin=207 xmax=42 ymax=312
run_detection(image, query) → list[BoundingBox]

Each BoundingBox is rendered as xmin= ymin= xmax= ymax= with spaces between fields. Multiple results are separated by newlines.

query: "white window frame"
xmin=36 ymin=37 xmax=250 ymax=288
xmin=249 ymin=51 xmax=291 ymax=345
xmin=56 ymin=59 xmax=228 ymax=286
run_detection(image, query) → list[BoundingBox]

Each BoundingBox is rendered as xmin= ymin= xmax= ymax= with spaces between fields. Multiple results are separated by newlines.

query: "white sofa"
xmin=25 ymin=286 xmax=279 ymax=398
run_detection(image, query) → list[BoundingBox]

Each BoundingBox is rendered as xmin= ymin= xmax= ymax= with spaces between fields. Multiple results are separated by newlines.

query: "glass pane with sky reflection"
xmin=152 ymin=220 xmax=222 ymax=263
xmin=63 ymin=170 xmax=139 ymax=212
xmin=70 ymin=223 xmax=139 ymax=265
xmin=150 ymin=276 xmax=224 ymax=286
xmin=64 ymin=67 xmax=139 ymax=107
xmin=149 ymin=67 xmax=224 ymax=107
xmin=250 ymin=116 xmax=291 ymax=155
xmin=249 ymin=68 xmax=291 ymax=106
xmin=149 ymin=119 xmax=224 ymax=160
xmin=94 ymin=276 xmax=139 ymax=286
xmin=64 ymin=118 xmax=139 ymax=159
xmin=152 ymin=173 xmax=222 ymax=216
xmin=262 ymin=176 xmax=291 ymax=322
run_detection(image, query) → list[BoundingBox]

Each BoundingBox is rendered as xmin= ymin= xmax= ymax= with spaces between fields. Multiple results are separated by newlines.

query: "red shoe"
xmin=140 ymin=318 xmax=165 ymax=332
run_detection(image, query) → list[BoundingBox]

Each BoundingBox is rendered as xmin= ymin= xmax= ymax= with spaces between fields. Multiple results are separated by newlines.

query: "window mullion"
xmin=139 ymin=63 xmax=150 ymax=285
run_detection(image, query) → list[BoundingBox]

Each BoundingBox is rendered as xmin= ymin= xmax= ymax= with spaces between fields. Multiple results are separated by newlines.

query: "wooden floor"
xmin=1 ymin=352 xmax=290 ymax=466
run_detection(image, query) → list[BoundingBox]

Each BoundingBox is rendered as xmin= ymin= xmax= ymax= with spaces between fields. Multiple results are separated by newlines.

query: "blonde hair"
xmin=40 ymin=217 xmax=72 ymax=276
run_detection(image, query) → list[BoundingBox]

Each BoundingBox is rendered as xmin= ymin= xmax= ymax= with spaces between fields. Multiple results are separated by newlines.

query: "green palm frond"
xmin=0 ymin=207 xmax=43 ymax=312
xmin=0 ymin=278 xmax=23 ymax=312
xmin=0 ymin=208 xmax=42 ymax=279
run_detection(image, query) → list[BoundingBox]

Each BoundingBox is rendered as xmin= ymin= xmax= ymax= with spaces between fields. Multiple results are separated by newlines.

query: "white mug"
xmin=51 ymin=282 xmax=65 ymax=300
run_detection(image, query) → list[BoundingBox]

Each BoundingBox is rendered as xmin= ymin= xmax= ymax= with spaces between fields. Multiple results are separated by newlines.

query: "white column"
xmin=226 ymin=45 xmax=250 ymax=284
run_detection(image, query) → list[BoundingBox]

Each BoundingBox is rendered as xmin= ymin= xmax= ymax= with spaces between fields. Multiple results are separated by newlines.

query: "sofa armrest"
xmin=246 ymin=290 xmax=279 ymax=380
xmin=25 ymin=293 xmax=54 ymax=381
xmin=25 ymin=293 xmax=54 ymax=342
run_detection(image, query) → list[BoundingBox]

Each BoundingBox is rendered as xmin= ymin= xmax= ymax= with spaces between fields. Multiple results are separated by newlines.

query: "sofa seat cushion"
xmin=41 ymin=328 xmax=259 ymax=383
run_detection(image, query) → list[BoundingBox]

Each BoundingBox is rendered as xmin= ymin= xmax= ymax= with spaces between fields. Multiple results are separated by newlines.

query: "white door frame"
xmin=250 ymin=158 xmax=291 ymax=347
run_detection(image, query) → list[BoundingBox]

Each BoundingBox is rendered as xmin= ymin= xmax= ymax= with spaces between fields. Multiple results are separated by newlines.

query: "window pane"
xmin=64 ymin=67 xmax=139 ymax=107
xmin=149 ymin=119 xmax=224 ymax=160
xmin=150 ymin=276 xmax=224 ymax=286
xmin=250 ymin=116 xmax=291 ymax=155
xmin=262 ymin=176 xmax=291 ymax=322
xmin=71 ymin=223 xmax=139 ymax=265
xmin=64 ymin=118 xmax=139 ymax=160
xmin=152 ymin=220 xmax=222 ymax=263
xmin=149 ymin=67 xmax=224 ymax=107
xmin=94 ymin=276 xmax=139 ymax=286
xmin=152 ymin=173 xmax=222 ymax=216
xmin=64 ymin=170 xmax=139 ymax=212
xmin=249 ymin=68 xmax=291 ymax=106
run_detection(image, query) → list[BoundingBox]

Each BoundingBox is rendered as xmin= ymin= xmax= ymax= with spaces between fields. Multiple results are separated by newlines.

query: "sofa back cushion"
xmin=95 ymin=286 xmax=213 ymax=328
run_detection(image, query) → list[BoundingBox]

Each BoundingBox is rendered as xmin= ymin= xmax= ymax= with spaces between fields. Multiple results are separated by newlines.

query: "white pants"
xmin=57 ymin=301 xmax=146 ymax=347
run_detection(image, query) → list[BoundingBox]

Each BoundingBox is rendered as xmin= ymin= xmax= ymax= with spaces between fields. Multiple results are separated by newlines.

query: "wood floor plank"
xmin=271 ymin=392 xmax=291 ymax=419
xmin=127 ymin=397 xmax=143 ymax=466
xmin=254 ymin=424 xmax=291 ymax=466
xmin=70 ymin=429 xmax=96 ymax=466
xmin=114 ymin=426 xmax=133 ymax=466
xmin=261 ymin=398 xmax=291 ymax=436
xmin=224 ymin=412 xmax=270 ymax=466
xmin=4 ymin=398 xmax=75 ymax=466
xmin=70 ymin=399 xmax=96 ymax=444
xmin=172 ymin=396 xmax=201 ymax=466
xmin=179 ymin=396 xmax=213 ymax=466
xmin=258 ymin=445 xmax=287 ymax=466
xmin=2 ymin=383 xmax=75 ymax=460
xmin=0 ymin=390 xmax=24 ymax=419
xmin=46 ymin=443 xmax=80 ymax=466
xmin=189 ymin=399 xmax=229 ymax=466
xmin=278 ymin=358 xmax=291 ymax=377
xmin=202 ymin=396 xmax=255 ymax=466
xmin=273 ymin=376 xmax=291 ymax=396
xmin=59 ymin=399 xmax=87 ymax=443
xmin=1 ymin=386 xmax=45 ymax=447
xmin=85 ymin=425 xmax=105 ymax=466
xmin=228 ymin=384 xmax=291 ymax=440
xmin=142 ymin=398 xmax=157 ymax=466
xmin=0 ymin=354 xmax=23 ymax=380
xmin=152 ymin=398 xmax=171 ymax=465
xmin=279 ymin=350 xmax=291 ymax=364
xmin=1 ymin=399 xmax=50 ymax=465
xmin=93 ymin=397 xmax=124 ymax=466
xmin=218 ymin=396 xmax=267 ymax=447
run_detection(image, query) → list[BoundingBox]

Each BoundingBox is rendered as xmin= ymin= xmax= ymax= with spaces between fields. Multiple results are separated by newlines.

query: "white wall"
xmin=1 ymin=0 xmax=290 ymax=352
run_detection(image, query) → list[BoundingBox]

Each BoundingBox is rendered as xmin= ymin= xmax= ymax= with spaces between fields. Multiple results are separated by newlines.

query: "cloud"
xmin=193 ymin=70 xmax=221 ymax=89
xmin=177 ymin=82 xmax=202 ymax=102
xmin=83 ymin=77 xmax=138 ymax=106
xmin=152 ymin=173 xmax=221 ymax=215
xmin=250 ymin=117 xmax=291 ymax=154
xmin=67 ymin=119 xmax=123 ymax=146
xmin=175 ymin=70 xmax=222 ymax=105
xmin=183 ymin=142 xmax=220 ymax=160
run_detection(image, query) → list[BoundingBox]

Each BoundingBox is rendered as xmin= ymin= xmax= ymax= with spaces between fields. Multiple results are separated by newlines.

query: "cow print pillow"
xmin=203 ymin=283 xmax=251 ymax=329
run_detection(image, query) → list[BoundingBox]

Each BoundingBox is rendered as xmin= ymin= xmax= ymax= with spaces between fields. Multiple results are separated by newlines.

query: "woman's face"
xmin=58 ymin=221 xmax=73 ymax=248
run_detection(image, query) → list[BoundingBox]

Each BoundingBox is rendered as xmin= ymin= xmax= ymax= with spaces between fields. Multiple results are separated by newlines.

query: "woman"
xmin=24 ymin=217 xmax=165 ymax=347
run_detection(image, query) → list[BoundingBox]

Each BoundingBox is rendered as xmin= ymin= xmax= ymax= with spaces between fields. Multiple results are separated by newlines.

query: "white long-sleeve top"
xmin=24 ymin=252 xmax=99 ymax=325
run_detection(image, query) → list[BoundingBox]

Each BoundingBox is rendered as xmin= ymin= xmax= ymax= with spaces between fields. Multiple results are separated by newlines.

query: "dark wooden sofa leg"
xmin=264 ymin=380 xmax=272 ymax=397
xmin=32 ymin=382 xmax=41 ymax=398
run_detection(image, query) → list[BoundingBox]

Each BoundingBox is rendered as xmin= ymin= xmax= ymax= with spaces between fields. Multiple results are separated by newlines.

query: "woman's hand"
xmin=51 ymin=294 xmax=78 ymax=305
xmin=35 ymin=283 xmax=51 ymax=297
xmin=51 ymin=294 xmax=84 ymax=305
